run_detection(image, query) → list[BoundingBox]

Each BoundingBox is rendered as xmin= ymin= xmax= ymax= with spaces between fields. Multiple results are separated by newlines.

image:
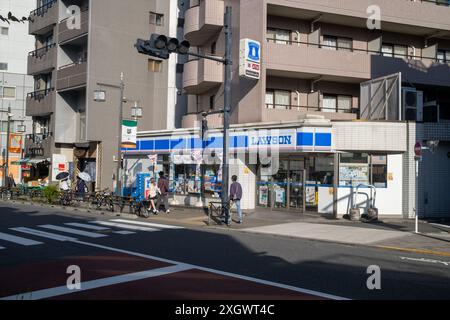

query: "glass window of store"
xmin=339 ymin=153 xmax=387 ymax=188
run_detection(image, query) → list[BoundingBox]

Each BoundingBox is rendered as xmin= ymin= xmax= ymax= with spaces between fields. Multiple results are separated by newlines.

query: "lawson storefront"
xmin=123 ymin=122 xmax=336 ymax=213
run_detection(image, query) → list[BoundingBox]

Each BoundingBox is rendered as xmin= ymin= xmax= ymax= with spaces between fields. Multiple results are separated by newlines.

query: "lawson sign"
xmin=239 ymin=38 xmax=261 ymax=80
xmin=124 ymin=128 xmax=332 ymax=153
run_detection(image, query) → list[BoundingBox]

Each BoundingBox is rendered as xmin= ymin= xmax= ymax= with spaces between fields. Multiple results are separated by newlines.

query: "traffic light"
xmin=135 ymin=34 xmax=190 ymax=60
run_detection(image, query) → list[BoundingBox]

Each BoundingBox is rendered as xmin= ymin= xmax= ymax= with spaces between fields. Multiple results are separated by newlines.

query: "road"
xmin=1 ymin=202 xmax=450 ymax=300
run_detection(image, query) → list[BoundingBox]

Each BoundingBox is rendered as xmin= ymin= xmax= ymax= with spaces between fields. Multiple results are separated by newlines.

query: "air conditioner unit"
xmin=402 ymin=88 xmax=423 ymax=122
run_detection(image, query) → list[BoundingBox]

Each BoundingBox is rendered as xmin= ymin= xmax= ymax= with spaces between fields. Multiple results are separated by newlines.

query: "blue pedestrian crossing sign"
xmin=239 ymin=38 xmax=261 ymax=80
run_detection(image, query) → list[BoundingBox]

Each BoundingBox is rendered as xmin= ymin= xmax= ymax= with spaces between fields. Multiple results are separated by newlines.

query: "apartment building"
xmin=125 ymin=0 xmax=450 ymax=219
xmin=25 ymin=0 xmax=183 ymax=189
xmin=0 ymin=0 xmax=35 ymax=186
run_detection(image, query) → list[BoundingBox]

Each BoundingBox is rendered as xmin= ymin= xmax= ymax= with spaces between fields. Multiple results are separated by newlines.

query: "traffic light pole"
xmin=222 ymin=6 xmax=232 ymax=224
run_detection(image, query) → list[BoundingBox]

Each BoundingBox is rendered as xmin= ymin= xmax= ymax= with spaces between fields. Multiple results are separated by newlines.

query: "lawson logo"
xmin=250 ymin=135 xmax=293 ymax=146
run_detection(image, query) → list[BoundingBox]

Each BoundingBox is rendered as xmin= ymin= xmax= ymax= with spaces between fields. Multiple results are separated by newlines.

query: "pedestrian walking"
xmin=156 ymin=171 xmax=170 ymax=214
xmin=75 ymin=176 xmax=88 ymax=197
xmin=6 ymin=174 xmax=16 ymax=188
xmin=229 ymin=175 xmax=243 ymax=225
xmin=147 ymin=178 xmax=160 ymax=215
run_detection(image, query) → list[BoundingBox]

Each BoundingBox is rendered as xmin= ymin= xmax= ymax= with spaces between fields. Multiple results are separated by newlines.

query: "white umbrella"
xmin=78 ymin=172 xmax=92 ymax=182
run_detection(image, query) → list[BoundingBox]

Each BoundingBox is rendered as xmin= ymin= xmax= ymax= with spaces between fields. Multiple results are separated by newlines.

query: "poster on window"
xmin=275 ymin=187 xmax=285 ymax=204
xmin=259 ymin=185 xmax=269 ymax=206
xmin=339 ymin=163 xmax=369 ymax=186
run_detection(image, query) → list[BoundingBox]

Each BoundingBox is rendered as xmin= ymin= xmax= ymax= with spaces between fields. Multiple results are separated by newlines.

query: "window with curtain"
xmin=265 ymin=91 xmax=274 ymax=109
xmin=381 ymin=44 xmax=393 ymax=57
xmin=337 ymin=95 xmax=352 ymax=113
xmin=266 ymin=90 xmax=291 ymax=109
xmin=274 ymin=90 xmax=291 ymax=109
xmin=322 ymin=36 xmax=337 ymax=50
xmin=337 ymin=37 xmax=353 ymax=51
xmin=267 ymin=28 xmax=291 ymax=45
xmin=322 ymin=95 xmax=337 ymax=112
xmin=394 ymin=45 xmax=407 ymax=58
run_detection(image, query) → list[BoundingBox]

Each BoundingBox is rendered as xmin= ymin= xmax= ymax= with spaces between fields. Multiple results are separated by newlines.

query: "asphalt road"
xmin=1 ymin=202 xmax=450 ymax=300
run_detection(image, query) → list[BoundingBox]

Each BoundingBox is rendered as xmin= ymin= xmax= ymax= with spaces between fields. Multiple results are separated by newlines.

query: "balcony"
xmin=262 ymin=105 xmax=357 ymax=122
xmin=29 ymin=0 xmax=58 ymax=35
xmin=26 ymin=89 xmax=56 ymax=117
xmin=266 ymin=40 xmax=371 ymax=82
xmin=183 ymin=58 xmax=223 ymax=94
xmin=57 ymin=61 xmax=87 ymax=91
xmin=24 ymin=133 xmax=53 ymax=159
xmin=58 ymin=9 xmax=89 ymax=44
xmin=267 ymin=0 xmax=450 ymax=35
xmin=184 ymin=0 xmax=224 ymax=46
xmin=27 ymin=44 xmax=57 ymax=76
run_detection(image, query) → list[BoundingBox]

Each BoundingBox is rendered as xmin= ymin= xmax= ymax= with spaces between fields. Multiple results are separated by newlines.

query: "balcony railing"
xmin=26 ymin=132 xmax=53 ymax=144
xmin=30 ymin=0 xmax=57 ymax=17
xmin=265 ymin=104 xmax=356 ymax=114
xmin=266 ymin=38 xmax=448 ymax=63
xmin=27 ymin=88 xmax=55 ymax=101
xmin=28 ymin=43 xmax=56 ymax=58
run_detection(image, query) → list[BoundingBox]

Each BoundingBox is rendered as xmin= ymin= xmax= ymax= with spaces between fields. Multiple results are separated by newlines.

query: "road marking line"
xmin=0 ymin=232 xmax=43 ymax=246
xmin=0 ymin=246 xmax=5 ymax=250
xmin=64 ymin=222 xmax=110 ymax=231
xmin=91 ymin=221 xmax=159 ymax=232
xmin=113 ymin=231 xmax=136 ymax=235
xmin=10 ymin=227 xmax=77 ymax=242
xmin=0 ymin=264 xmax=192 ymax=301
xmin=64 ymin=239 xmax=349 ymax=301
xmin=111 ymin=219 xmax=184 ymax=229
xmin=39 ymin=225 xmax=107 ymax=238
xmin=376 ymin=245 xmax=450 ymax=257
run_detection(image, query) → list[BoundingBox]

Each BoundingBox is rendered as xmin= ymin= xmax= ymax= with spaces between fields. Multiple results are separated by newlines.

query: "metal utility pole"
xmin=3 ymin=106 xmax=12 ymax=187
xmin=221 ymin=6 xmax=232 ymax=224
xmin=117 ymin=73 xmax=125 ymax=197
xmin=96 ymin=73 xmax=125 ymax=196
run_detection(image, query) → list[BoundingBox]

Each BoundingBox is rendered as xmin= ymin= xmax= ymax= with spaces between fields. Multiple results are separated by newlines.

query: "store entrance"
xmin=257 ymin=158 xmax=306 ymax=213
xmin=256 ymin=154 xmax=335 ymax=214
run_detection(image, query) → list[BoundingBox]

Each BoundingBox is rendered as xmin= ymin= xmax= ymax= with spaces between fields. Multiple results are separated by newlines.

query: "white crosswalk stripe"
xmin=91 ymin=221 xmax=159 ymax=232
xmin=39 ymin=225 xmax=107 ymax=238
xmin=10 ymin=227 xmax=77 ymax=242
xmin=0 ymin=232 xmax=43 ymax=246
xmin=113 ymin=231 xmax=136 ymax=235
xmin=64 ymin=222 xmax=110 ymax=231
xmin=111 ymin=219 xmax=184 ymax=229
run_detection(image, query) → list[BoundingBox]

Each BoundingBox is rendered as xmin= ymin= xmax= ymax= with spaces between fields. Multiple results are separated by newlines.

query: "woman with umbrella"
xmin=56 ymin=172 xmax=71 ymax=191
xmin=76 ymin=172 xmax=91 ymax=197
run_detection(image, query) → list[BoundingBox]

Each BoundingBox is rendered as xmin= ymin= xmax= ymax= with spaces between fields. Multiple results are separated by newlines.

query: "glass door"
xmin=272 ymin=160 xmax=288 ymax=209
xmin=288 ymin=160 xmax=305 ymax=211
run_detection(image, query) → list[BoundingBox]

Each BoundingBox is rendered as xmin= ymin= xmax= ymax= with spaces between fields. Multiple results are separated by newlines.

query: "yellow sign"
xmin=388 ymin=173 xmax=394 ymax=181
xmin=243 ymin=167 xmax=250 ymax=175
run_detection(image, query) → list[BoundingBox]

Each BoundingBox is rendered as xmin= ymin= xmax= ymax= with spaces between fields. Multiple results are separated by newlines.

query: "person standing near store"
xmin=229 ymin=175 xmax=243 ymax=225
xmin=147 ymin=178 xmax=160 ymax=215
xmin=156 ymin=171 xmax=170 ymax=214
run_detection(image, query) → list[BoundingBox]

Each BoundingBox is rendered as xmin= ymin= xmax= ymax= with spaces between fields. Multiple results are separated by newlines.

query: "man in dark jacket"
xmin=156 ymin=171 xmax=170 ymax=214
xmin=228 ymin=175 xmax=243 ymax=225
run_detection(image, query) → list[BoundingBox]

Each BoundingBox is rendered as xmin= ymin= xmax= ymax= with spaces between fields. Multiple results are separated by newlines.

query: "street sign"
xmin=122 ymin=120 xmax=138 ymax=149
xmin=239 ymin=39 xmax=261 ymax=80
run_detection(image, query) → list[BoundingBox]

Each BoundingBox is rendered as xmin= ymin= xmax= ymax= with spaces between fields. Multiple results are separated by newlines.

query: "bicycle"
xmin=208 ymin=201 xmax=231 ymax=226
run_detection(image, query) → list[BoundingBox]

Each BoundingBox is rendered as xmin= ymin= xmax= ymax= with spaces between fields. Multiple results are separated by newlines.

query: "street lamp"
xmin=131 ymin=101 xmax=143 ymax=121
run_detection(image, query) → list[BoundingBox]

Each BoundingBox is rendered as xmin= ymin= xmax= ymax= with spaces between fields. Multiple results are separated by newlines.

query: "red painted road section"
xmin=0 ymin=251 xmax=170 ymax=298
xmin=54 ymin=268 xmax=324 ymax=300
xmin=1 ymin=250 xmax=328 ymax=300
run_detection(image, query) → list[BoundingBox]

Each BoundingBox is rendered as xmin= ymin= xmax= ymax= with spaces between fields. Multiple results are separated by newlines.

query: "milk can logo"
xmin=66 ymin=5 xmax=81 ymax=30
xmin=367 ymin=5 xmax=381 ymax=30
